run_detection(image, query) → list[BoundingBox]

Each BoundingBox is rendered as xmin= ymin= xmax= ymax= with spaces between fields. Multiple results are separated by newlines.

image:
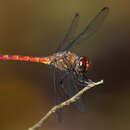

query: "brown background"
xmin=0 ymin=0 xmax=130 ymax=130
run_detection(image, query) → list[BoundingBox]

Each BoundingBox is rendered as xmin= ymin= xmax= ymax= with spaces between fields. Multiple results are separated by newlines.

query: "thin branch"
xmin=28 ymin=80 xmax=103 ymax=130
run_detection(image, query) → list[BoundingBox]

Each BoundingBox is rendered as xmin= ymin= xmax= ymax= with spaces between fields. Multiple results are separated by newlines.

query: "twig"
xmin=28 ymin=80 xmax=103 ymax=130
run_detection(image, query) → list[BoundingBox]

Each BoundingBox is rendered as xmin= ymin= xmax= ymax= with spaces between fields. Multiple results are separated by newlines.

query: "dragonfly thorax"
xmin=50 ymin=51 xmax=79 ymax=71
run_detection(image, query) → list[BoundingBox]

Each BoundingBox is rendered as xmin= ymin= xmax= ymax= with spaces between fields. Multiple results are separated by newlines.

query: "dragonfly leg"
xmin=79 ymin=79 xmax=95 ymax=86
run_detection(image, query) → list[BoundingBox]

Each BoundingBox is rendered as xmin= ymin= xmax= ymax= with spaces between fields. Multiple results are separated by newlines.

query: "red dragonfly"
xmin=0 ymin=7 xmax=109 ymax=120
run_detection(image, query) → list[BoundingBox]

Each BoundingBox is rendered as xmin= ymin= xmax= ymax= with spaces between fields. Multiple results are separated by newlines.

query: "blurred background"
xmin=0 ymin=0 xmax=130 ymax=130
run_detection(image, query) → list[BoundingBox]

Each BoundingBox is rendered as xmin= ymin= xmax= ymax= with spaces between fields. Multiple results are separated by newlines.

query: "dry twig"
xmin=28 ymin=80 xmax=103 ymax=130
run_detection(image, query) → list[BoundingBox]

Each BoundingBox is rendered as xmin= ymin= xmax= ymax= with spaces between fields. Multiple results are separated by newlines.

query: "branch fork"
xmin=28 ymin=80 xmax=103 ymax=130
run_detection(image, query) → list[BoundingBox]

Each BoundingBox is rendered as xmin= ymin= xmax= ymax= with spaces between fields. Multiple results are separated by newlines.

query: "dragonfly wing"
xmin=65 ymin=7 xmax=109 ymax=51
xmin=61 ymin=72 xmax=84 ymax=112
xmin=57 ymin=13 xmax=80 ymax=52
xmin=49 ymin=66 xmax=62 ymax=121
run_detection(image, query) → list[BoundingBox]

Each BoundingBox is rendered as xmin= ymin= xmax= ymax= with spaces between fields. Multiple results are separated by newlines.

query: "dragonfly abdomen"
xmin=0 ymin=54 xmax=51 ymax=64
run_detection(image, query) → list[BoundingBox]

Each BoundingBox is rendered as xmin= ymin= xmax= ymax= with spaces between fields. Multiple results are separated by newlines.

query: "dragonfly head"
xmin=78 ymin=56 xmax=91 ymax=72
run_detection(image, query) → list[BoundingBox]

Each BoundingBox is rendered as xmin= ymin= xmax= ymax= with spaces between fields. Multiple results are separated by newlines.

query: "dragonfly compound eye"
xmin=79 ymin=56 xmax=91 ymax=72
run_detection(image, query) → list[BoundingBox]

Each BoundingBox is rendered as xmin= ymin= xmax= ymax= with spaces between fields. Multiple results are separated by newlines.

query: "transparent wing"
xmin=61 ymin=72 xmax=84 ymax=112
xmin=57 ymin=13 xmax=80 ymax=52
xmin=64 ymin=7 xmax=109 ymax=51
xmin=49 ymin=66 xmax=62 ymax=121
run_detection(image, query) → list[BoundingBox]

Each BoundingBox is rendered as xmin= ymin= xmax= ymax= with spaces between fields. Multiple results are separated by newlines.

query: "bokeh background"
xmin=0 ymin=0 xmax=130 ymax=130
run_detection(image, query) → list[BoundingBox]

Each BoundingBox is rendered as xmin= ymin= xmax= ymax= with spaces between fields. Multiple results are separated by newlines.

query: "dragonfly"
xmin=0 ymin=7 xmax=109 ymax=120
